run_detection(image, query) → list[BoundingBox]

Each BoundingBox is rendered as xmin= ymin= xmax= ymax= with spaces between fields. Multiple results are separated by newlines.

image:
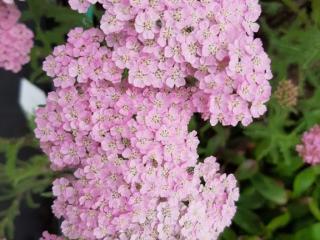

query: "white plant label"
xmin=19 ymin=78 xmax=46 ymax=118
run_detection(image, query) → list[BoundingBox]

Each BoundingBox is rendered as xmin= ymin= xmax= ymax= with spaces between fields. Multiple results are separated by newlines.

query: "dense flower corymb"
xmin=52 ymin=156 xmax=238 ymax=239
xmin=35 ymin=81 xmax=239 ymax=239
xmin=42 ymin=28 xmax=121 ymax=89
xmin=0 ymin=2 xmax=33 ymax=73
xmin=297 ymin=125 xmax=320 ymax=165
xmin=36 ymin=27 xmax=239 ymax=240
xmin=68 ymin=0 xmax=272 ymax=126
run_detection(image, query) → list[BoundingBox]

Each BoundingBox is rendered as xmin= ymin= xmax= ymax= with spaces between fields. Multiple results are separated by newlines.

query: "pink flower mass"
xmin=40 ymin=231 xmax=65 ymax=240
xmin=36 ymin=0 xmax=272 ymax=238
xmin=37 ymin=28 xmax=240 ymax=239
xmin=0 ymin=1 xmax=33 ymax=73
xmin=67 ymin=0 xmax=272 ymax=126
xmin=297 ymin=125 xmax=320 ymax=165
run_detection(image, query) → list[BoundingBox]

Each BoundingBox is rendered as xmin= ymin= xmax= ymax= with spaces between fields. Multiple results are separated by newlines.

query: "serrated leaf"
xmin=5 ymin=139 xmax=23 ymax=178
xmin=13 ymin=155 xmax=48 ymax=186
xmin=274 ymin=156 xmax=303 ymax=177
xmin=255 ymin=139 xmax=273 ymax=161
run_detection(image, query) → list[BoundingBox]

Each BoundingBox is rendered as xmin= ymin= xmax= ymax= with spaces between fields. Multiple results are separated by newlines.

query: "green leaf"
xmin=188 ymin=116 xmax=197 ymax=132
xmin=201 ymin=126 xmax=229 ymax=156
xmin=293 ymin=167 xmax=317 ymax=197
xmin=288 ymin=201 xmax=310 ymax=220
xmin=255 ymin=139 xmax=273 ymax=161
xmin=267 ymin=211 xmax=291 ymax=233
xmin=294 ymin=223 xmax=320 ymax=240
xmin=13 ymin=155 xmax=48 ymax=186
xmin=251 ymin=173 xmax=288 ymax=204
xmin=199 ymin=122 xmax=211 ymax=138
xmin=204 ymin=137 xmax=219 ymax=156
xmin=235 ymin=160 xmax=258 ymax=181
xmin=25 ymin=193 xmax=40 ymax=209
xmin=312 ymin=0 xmax=320 ymax=26
xmin=40 ymin=191 xmax=53 ymax=198
xmin=220 ymin=228 xmax=237 ymax=240
xmin=313 ymin=165 xmax=320 ymax=175
xmin=308 ymin=197 xmax=320 ymax=221
xmin=239 ymin=237 xmax=261 ymax=240
xmin=238 ymin=187 xmax=266 ymax=209
xmin=5 ymin=139 xmax=23 ymax=178
xmin=233 ymin=207 xmax=264 ymax=234
xmin=274 ymin=156 xmax=303 ymax=177
xmin=261 ymin=2 xmax=282 ymax=15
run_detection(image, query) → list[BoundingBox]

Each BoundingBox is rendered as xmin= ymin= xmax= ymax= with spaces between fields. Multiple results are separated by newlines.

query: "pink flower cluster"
xmin=68 ymin=0 xmax=272 ymax=126
xmin=0 ymin=1 xmax=33 ymax=73
xmin=40 ymin=231 xmax=65 ymax=240
xmin=297 ymin=125 xmax=320 ymax=165
xmin=36 ymin=28 xmax=239 ymax=239
xmin=2 ymin=0 xmax=25 ymax=4
xmin=2 ymin=0 xmax=14 ymax=3
xmin=42 ymin=28 xmax=121 ymax=89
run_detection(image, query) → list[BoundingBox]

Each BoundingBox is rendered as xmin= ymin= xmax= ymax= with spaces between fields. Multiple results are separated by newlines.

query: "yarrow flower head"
xmin=36 ymin=27 xmax=239 ymax=240
xmin=0 ymin=1 xmax=33 ymax=73
xmin=297 ymin=125 xmax=320 ymax=165
xmin=67 ymin=0 xmax=272 ymax=126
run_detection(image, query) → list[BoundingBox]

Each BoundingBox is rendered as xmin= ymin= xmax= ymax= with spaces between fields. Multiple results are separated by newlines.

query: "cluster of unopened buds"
xmin=36 ymin=0 xmax=272 ymax=239
xmin=0 ymin=0 xmax=33 ymax=73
